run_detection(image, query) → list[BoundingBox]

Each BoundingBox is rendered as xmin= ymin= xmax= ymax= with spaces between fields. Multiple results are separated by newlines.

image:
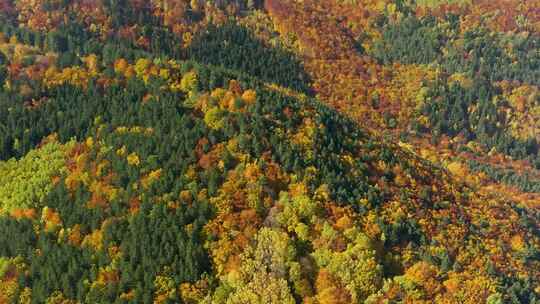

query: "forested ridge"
xmin=0 ymin=0 xmax=539 ymax=303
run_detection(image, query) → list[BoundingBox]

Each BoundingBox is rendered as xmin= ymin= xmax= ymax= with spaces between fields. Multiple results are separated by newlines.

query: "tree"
xmin=215 ymin=228 xmax=296 ymax=304
xmin=0 ymin=51 xmax=6 ymax=65
xmin=313 ymin=231 xmax=383 ymax=302
xmin=0 ymin=141 xmax=70 ymax=214
xmin=0 ymin=64 xmax=6 ymax=86
xmin=46 ymin=31 xmax=69 ymax=53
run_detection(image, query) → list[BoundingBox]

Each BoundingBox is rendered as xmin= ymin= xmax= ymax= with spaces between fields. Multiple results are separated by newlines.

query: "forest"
xmin=0 ymin=0 xmax=539 ymax=303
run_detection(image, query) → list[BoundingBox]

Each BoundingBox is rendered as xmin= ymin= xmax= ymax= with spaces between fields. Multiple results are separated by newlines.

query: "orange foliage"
xmin=314 ymin=269 xmax=351 ymax=304
xmin=266 ymin=0 xmax=428 ymax=133
xmin=68 ymin=225 xmax=83 ymax=246
xmin=9 ymin=208 xmax=36 ymax=220
xmin=41 ymin=207 xmax=62 ymax=232
xmin=82 ymin=229 xmax=103 ymax=250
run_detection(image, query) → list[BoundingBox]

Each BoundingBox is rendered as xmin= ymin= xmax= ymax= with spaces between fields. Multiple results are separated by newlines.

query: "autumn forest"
xmin=0 ymin=0 xmax=539 ymax=303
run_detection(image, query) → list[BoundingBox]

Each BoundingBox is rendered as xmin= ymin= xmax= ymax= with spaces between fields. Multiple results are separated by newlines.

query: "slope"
xmin=0 ymin=1 xmax=538 ymax=303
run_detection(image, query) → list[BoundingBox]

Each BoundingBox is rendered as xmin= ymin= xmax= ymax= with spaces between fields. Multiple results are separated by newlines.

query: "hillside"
xmin=0 ymin=1 xmax=539 ymax=303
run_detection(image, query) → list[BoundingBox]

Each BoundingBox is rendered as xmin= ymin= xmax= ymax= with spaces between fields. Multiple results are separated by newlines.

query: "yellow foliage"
xmin=119 ymin=290 xmax=135 ymax=301
xmin=204 ymin=107 xmax=225 ymax=130
xmin=289 ymin=182 xmax=308 ymax=197
xmin=159 ymin=68 xmax=170 ymax=80
xmin=314 ymin=184 xmax=330 ymax=201
xmin=438 ymin=272 xmax=498 ymax=303
xmin=82 ymin=229 xmax=103 ymax=250
xmin=85 ymin=137 xmax=94 ymax=148
xmin=134 ymin=58 xmax=151 ymax=77
xmin=19 ymin=287 xmax=32 ymax=304
xmin=142 ymin=169 xmax=163 ymax=189
xmin=403 ymin=261 xmax=440 ymax=293
xmin=211 ymin=88 xmax=227 ymax=100
xmin=82 ymin=54 xmax=99 ymax=74
xmin=449 ymin=72 xmax=473 ymax=89
xmin=241 ymin=89 xmax=257 ymax=105
xmin=182 ymin=32 xmax=193 ymax=48
xmin=44 ymin=65 xmax=94 ymax=88
xmin=292 ymin=118 xmax=316 ymax=149
xmin=179 ymin=280 xmax=208 ymax=304
xmin=116 ymin=145 xmax=127 ymax=157
xmin=180 ymin=71 xmax=198 ymax=92
xmin=149 ymin=65 xmax=159 ymax=77
xmin=503 ymin=84 xmax=540 ymax=140
xmin=153 ymin=275 xmax=177 ymax=304
xmin=510 ymin=234 xmax=526 ymax=252
xmin=0 ymin=279 xmax=19 ymax=303
xmin=127 ymin=153 xmax=140 ymax=166
xmin=443 ymin=277 xmax=460 ymax=294
xmin=447 ymin=161 xmax=468 ymax=178
xmin=335 ymin=215 xmax=353 ymax=230
xmin=45 ymin=291 xmax=77 ymax=304
xmin=190 ymin=0 xmax=201 ymax=11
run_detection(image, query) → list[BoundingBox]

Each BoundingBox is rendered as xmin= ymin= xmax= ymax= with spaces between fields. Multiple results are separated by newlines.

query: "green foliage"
xmin=420 ymin=78 xmax=539 ymax=161
xmin=445 ymin=29 xmax=540 ymax=85
xmin=370 ymin=15 xmax=444 ymax=64
xmin=486 ymin=293 xmax=503 ymax=304
xmin=0 ymin=51 xmax=6 ymax=67
xmin=0 ymin=257 xmax=10 ymax=278
xmin=277 ymin=192 xmax=323 ymax=241
xmin=0 ymin=217 xmax=36 ymax=257
xmin=0 ymin=51 xmax=6 ymax=87
xmin=189 ymin=23 xmax=312 ymax=93
xmin=0 ymin=142 xmax=69 ymax=214
xmin=467 ymin=159 xmax=540 ymax=193
xmin=0 ymin=4 xmax=539 ymax=303
xmin=0 ymin=65 xmax=6 ymax=87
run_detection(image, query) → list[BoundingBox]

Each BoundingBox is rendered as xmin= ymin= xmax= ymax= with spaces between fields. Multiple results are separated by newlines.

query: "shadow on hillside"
xmin=188 ymin=22 xmax=313 ymax=94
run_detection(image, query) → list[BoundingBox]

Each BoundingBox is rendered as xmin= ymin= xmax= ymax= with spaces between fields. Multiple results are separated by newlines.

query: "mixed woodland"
xmin=0 ymin=0 xmax=539 ymax=303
